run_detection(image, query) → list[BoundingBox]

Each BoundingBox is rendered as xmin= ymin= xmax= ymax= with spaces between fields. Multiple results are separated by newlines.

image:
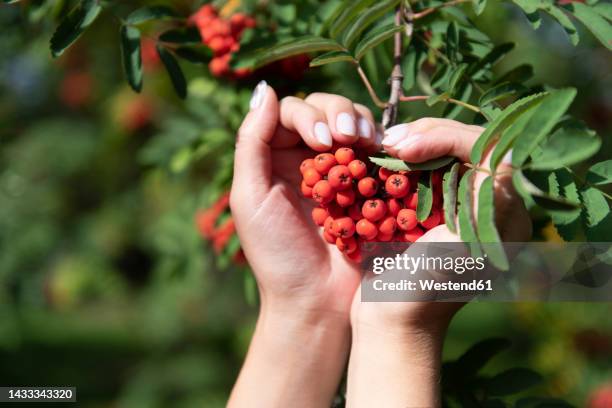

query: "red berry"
xmin=403 ymin=226 xmax=424 ymax=242
xmin=346 ymin=246 xmax=362 ymax=262
xmin=311 ymin=207 xmax=329 ymax=226
xmin=362 ymin=199 xmax=387 ymax=222
xmin=324 ymin=216 xmax=334 ymax=233
xmin=378 ymin=167 xmax=393 ymax=181
xmin=385 ymin=174 xmax=410 ymax=198
xmin=301 ymin=181 xmax=313 ymax=197
xmin=357 ymin=177 xmax=378 ymax=197
xmin=312 ymin=180 xmax=334 ymax=204
xmin=336 ymin=236 xmax=357 ymax=254
xmin=336 ymin=189 xmax=356 ymax=207
xmin=378 ymin=216 xmax=397 ymax=235
xmin=314 ymin=153 xmax=337 ymax=174
xmin=387 ymin=198 xmax=403 ymax=216
xmin=303 ymin=167 xmax=322 ymax=187
xmin=323 ymin=229 xmax=336 ymax=244
xmin=397 ymin=209 xmax=418 ymax=231
xmin=208 ymin=36 xmax=231 ymax=55
xmin=209 ymin=54 xmax=231 ymax=76
xmin=356 ymin=219 xmax=378 ymax=240
xmin=347 ymin=160 xmax=367 ymax=179
xmin=335 ymin=147 xmax=355 ymax=165
xmin=328 ymin=165 xmax=353 ymax=191
xmin=377 ymin=231 xmax=394 ymax=242
xmin=325 ymin=202 xmax=345 ymax=218
xmin=421 ymin=208 xmax=441 ymax=229
xmin=404 ymin=192 xmax=418 ymax=209
xmin=331 ymin=217 xmax=356 ymax=238
xmin=300 ymin=158 xmax=315 ymax=174
xmin=348 ymin=202 xmax=363 ymax=220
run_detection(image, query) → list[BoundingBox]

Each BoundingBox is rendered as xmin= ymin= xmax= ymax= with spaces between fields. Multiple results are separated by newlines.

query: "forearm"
xmin=228 ymin=304 xmax=351 ymax=408
xmin=346 ymin=323 xmax=446 ymax=408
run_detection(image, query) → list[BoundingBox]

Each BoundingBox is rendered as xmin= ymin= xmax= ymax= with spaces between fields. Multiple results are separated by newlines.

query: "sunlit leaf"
xmin=254 ymin=36 xmax=345 ymax=68
xmin=586 ymin=160 xmax=612 ymax=186
xmin=477 ymin=176 xmax=509 ymax=270
xmin=417 ymin=172 xmax=433 ymax=222
xmin=309 ymin=50 xmax=354 ymax=67
xmin=369 ymin=156 xmax=455 ymax=171
xmin=443 ymin=163 xmax=460 ymax=233
xmin=565 ymin=2 xmax=612 ymax=50
xmin=530 ymin=123 xmax=600 ymax=170
xmin=354 ymin=24 xmax=403 ymax=60
xmin=341 ymin=0 xmax=400 ymax=48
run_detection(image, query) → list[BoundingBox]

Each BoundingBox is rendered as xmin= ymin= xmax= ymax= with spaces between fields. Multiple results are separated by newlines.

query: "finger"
xmin=278 ymin=96 xmax=333 ymax=151
xmin=232 ymin=81 xmax=278 ymax=203
xmin=304 ymin=92 xmax=360 ymax=145
xmin=382 ymin=118 xmax=483 ymax=163
xmin=353 ymin=103 xmax=378 ymax=152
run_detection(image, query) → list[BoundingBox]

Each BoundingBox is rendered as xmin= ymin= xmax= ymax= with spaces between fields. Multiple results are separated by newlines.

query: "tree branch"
xmin=382 ymin=7 xmax=405 ymax=129
xmin=356 ymin=65 xmax=388 ymax=109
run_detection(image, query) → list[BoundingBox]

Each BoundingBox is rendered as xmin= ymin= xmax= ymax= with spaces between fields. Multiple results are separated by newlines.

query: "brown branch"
xmin=399 ymin=95 xmax=428 ymax=102
xmin=356 ymin=65 xmax=388 ymax=109
xmin=382 ymin=7 xmax=405 ymax=129
xmin=411 ymin=0 xmax=472 ymax=20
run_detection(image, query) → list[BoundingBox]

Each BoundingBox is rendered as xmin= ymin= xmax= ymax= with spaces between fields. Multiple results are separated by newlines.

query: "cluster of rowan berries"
xmin=189 ymin=4 xmax=255 ymax=78
xmin=301 ymin=147 xmax=444 ymax=261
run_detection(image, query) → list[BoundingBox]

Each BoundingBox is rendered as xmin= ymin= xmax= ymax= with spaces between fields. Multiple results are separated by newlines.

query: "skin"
xmin=228 ymin=84 xmax=531 ymax=408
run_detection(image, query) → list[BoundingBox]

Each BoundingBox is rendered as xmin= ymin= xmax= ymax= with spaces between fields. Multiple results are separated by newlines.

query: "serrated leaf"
xmin=254 ymin=36 xmax=345 ymax=68
xmin=512 ymin=0 xmax=543 ymax=28
xmin=546 ymin=5 xmax=580 ymax=45
xmin=494 ymin=64 xmax=534 ymax=85
xmin=417 ymin=172 xmax=433 ymax=222
xmin=586 ymin=160 xmax=612 ymax=186
xmin=309 ymin=50 xmax=354 ymax=67
xmin=477 ymin=177 xmax=509 ymax=270
xmin=458 ymin=169 xmax=479 ymax=243
xmin=456 ymin=338 xmax=512 ymax=376
xmin=50 ymin=0 xmax=102 ymax=57
xmin=471 ymin=92 xmax=548 ymax=164
xmin=512 ymin=88 xmax=577 ymax=167
xmin=479 ymin=82 xmax=526 ymax=106
xmin=159 ymin=27 xmax=201 ymax=44
xmin=120 ymin=25 xmax=142 ymax=92
xmin=443 ymin=163 xmax=460 ymax=233
xmin=341 ymin=0 xmax=400 ymax=48
xmin=448 ymin=63 xmax=469 ymax=96
xmin=513 ymin=171 xmax=580 ymax=211
xmin=530 ymin=124 xmax=600 ymax=170
xmin=489 ymin=107 xmax=536 ymax=170
xmin=486 ymin=368 xmax=542 ymax=396
xmin=566 ymin=2 xmax=612 ymax=50
xmin=330 ymin=0 xmax=376 ymax=39
xmin=157 ymin=45 xmax=186 ymax=99
xmin=354 ymin=24 xmax=402 ymax=59
xmin=369 ymin=156 xmax=455 ymax=171
xmin=126 ymin=5 xmax=177 ymax=25
xmin=594 ymin=2 xmax=612 ymax=22
xmin=548 ymin=170 xmax=581 ymax=240
xmin=581 ymin=187 xmax=610 ymax=227
xmin=473 ymin=0 xmax=488 ymax=15
xmin=174 ymin=46 xmax=212 ymax=64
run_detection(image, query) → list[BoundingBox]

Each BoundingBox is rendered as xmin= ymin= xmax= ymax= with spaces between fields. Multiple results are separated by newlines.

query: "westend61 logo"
xmin=372 ymin=253 xmax=487 ymax=275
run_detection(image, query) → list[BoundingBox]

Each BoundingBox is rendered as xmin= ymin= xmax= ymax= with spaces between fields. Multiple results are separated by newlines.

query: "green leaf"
xmin=354 ymin=24 xmax=403 ymax=60
xmin=157 ymin=45 xmax=187 ymax=99
xmin=427 ymin=93 xmax=449 ymax=107
xmin=402 ymin=46 xmax=427 ymax=92
xmin=330 ymin=0 xmax=376 ymax=38
xmin=470 ymin=92 xmax=548 ymax=164
xmin=120 ymin=26 xmax=142 ymax=92
xmin=458 ymin=169 xmax=479 ymax=243
xmin=443 ymin=163 xmax=460 ymax=233
xmin=456 ymin=338 xmax=512 ymax=376
xmin=581 ymin=187 xmax=610 ymax=227
xmin=489 ymin=107 xmax=537 ymax=170
xmin=477 ymin=177 xmax=509 ymax=270
xmin=341 ymin=0 xmax=400 ymax=48
xmin=530 ymin=124 xmax=600 ymax=170
xmin=479 ymin=82 xmax=526 ymax=106
xmin=545 ymin=5 xmax=579 ymax=46
xmin=309 ymin=50 xmax=354 ymax=67
xmin=486 ymin=368 xmax=542 ymax=396
xmin=586 ymin=160 xmax=612 ymax=186
xmin=566 ymin=2 xmax=612 ymax=50
xmin=513 ymin=171 xmax=580 ymax=211
xmin=512 ymin=88 xmax=577 ymax=167
xmin=446 ymin=22 xmax=460 ymax=63
xmin=594 ymin=2 xmax=612 ymax=22
xmin=417 ymin=172 xmax=433 ymax=222
xmin=512 ymin=0 xmax=542 ymax=28
xmin=548 ymin=170 xmax=581 ymax=240
xmin=473 ymin=0 xmax=488 ymax=15
xmin=443 ymin=83 xmax=473 ymax=119
xmin=468 ymin=43 xmax=514 ymax=77
xmin=369 ymin=156 xmax=455 ymax=171
xmin=50 ymin=0 xmax=102 ymax=57
xmin=448 ymin=63 xmax=469 ymax=96
xmin=126 ymin=5 xmax=177 ymax=25
xmin=159 ymin=27 xmax=201 ymax=44
xmin=494 ymin=64 xmax=534 ymax=85
xmin=174 ymin=46 xmax=213 ymax=64
xmin=254 ymin=36 xmax=345 ymax=68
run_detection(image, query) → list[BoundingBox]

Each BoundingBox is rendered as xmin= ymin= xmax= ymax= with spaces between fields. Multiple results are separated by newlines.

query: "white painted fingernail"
xmin=336 ymin=112 xmax=356 ymax=136
xmin=502 ymin=149 xmax=513 ymax=165
xmin=394 ymin=134 xmax=423 ymax=150
xmin=314 ymin=122 xmax=332 ymax=147
xmin=358 ymin=118 xmax=372 ymax=139
xmin=382 ymin=123 xmax=410 ymax=146
xmin=249 ymin=80 xmax=267 ymax=110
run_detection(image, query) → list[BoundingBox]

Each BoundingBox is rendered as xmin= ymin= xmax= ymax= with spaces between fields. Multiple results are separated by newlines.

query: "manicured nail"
xmin=336 ymin=112 xmax=356 ymax=136
xmin=249 ymin=80 xmax=267 ymax=110
xmin=382 ymin=124 xmax=410 ymax=146
xmin=314 ymin=122 xmax=332 ymax=147
xmin=502 ymin=149 xmax=513 ymax=165
xmin=358 ymin=118 xmax=372 ymax=139
xmin=394 ymin=134 xmax=423 ymax=150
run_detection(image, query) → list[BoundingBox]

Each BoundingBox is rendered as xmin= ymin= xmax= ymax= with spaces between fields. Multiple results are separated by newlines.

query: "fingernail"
xmin=502 ymin=149 xmax=513 ymax=165
xmin=249 ymin=80 xmax=267 ymax=110
xmin=358 ymin=118 xmax=372 ymax=140
xmin=336 ymin=112 xmax=356 ymax=136
xmin=314 ymin=122 xmax=332 ymax=147
xmin=394 ymin=134 xmax=423 ymax=150
xmin=382 ymin=123 xmax=410 ymax=146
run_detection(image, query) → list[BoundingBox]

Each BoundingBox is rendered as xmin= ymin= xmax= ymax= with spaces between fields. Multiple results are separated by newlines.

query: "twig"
xmin=412 ymin=0 xmax=472 ymax=20
xmin=399 ymin=94 xmax=482 ymax=114
xmin=399 ymin=95 xmax=428 ymax=102
xmin=356 ymin=65 xmax=387 ymax=109
xmin=382 ymin=7 xmax=405 ymax=129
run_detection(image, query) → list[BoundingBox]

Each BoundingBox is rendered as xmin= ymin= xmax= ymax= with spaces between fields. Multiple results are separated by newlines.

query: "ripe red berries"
xmin=348 ymin=160 xmax=367 ymax=179
xmin=335 ymin=147 xmax=355 ymax=165
xmin=314 ymin=153 xmax=337 ymax=174
xmin=312 ymin=180 xmax=334 ymax=204
xmin=328 ymin=165 xmax=353 ymax=190
xmin=303 ymin=167 xmax=322 ymax=187
xmin=362 ymin=199 xmax=387 ymax=222
xmin=385 ymin=174 xmax=410 ymax=198
xmin=397 ymin=209 xmax=418 ymax=231
xmin=357 ymin=177 xmax=378 ymax=197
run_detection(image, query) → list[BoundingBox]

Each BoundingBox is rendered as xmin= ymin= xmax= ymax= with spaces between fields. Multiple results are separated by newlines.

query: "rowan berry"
xmin=328 ymin=165 xmax=353 ymax=190
xmin=325 ymin=202 xmax=345 ymax=218
xmin=303 ymin=167 xmax=322 ymax=187
xmin=336 ymin=236 xmax=357 ymax=254
xmin=356 ymin=219 xmax=377 ymax=240
xmin=357 ymin=177 xmax=378 ymax=197
xmin=397 ymin=209 xmax=418 ymax=231
xmin=314 ymin=153 xmax=337 ymax=174
xmin=300 ymin=158 xmax=315 ymax=174
xmin=377 ymin=231 xmax=394 ymax=242
xmin=362 ymin=199 xmax=387 ymax=222
xmin=336 ymin=189 xmax=356 ymax=207
xmin=387 ymin=198 xmax=403 ymax=216
xmin=335 ymin=147 xmax=355 ymax=165
xmin=385 ymin=174 xmax=410 ymax=198
xmin=378 ymin=167 xmax=393 ymax=181
xmin=346 ymin=246 xmax=362 ymax=262
xmin=403 ymin=226 xmax=424 ymax=242
xmin=301 ymin=181 xmax=313 ymax=198
xmin=323 ymin=216 xmax=334 ymax=233
xmin=347 ymin=160 xmax=367 ymax=179
xmin=404 ymin=192 xmax=418 ymax=209
xmin=323 ymin=230 xmax=336 ymax=244
xmin=331 ymin=217 xmax=356 ymax=238
xmin=348 ymin=202 xmax=363 ymax=220
xmin=312 ymin=180 xmax=334 ymax=204
xmin=378 ymin=216 xmax=397 ymax=236
xmin=421 ymin=208 xmax=441 ymax=229
xmin=311 ymin=207 xmax=329 ymax=226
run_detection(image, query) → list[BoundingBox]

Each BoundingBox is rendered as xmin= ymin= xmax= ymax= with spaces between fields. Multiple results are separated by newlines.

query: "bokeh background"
xmin=1 ymin=0 xmax=611 ymax=407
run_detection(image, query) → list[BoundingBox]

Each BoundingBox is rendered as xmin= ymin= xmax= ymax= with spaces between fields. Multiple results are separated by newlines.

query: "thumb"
xmin=232 ymin=81 xmax=279 ymax=204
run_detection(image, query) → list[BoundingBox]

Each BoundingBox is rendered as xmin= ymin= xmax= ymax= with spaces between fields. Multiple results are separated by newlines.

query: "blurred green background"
xmin=0 ymin=0 xmax=611 ymax=407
